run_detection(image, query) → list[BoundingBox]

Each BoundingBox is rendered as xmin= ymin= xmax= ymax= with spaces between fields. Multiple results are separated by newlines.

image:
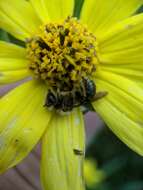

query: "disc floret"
xmin=26 ymin=17 xmax=98 ymax=90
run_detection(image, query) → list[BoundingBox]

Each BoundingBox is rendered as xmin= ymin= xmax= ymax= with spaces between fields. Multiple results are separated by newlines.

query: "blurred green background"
xmin=86 ymin=125 xmax=143 ymax=190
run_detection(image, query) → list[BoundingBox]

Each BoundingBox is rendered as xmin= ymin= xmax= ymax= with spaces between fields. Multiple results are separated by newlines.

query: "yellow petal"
xmin=0 ymin=41 xmax=26 ymax=58
xmin=99 ymin=65 xmax=143 ymax=81
xmin=97 ymin=14 xmax=143 ymax=81
xmin=92 ymin=71 xmax=143 ymax=155
xmin=84 ymin=159 xmax=105 ymax=188
xmin=0 ymin=0 xmax=41 ymax=41
xmin=96 ymin=14 xmax=143 ymax=88
xmin=41 ymin=109 xmax=85 ymax=190
xmin=30 ymin=0 xmax=50 ymax=22
xmin=0 ymin=80 xmax=52 ymax=173
xmin=30 ymin=0 xmax=74 ymax=22
xmin=80 ymin=0 xmax=142 ymax=36
xmin=98 ymin=13 xmax=143 ymax=63
xmin=0 ymin=41 xmax=30 ymax=84
xmin=0 ymin=69 xmax=30 ymax=85
xmin=0 ymin=58 xmax=27 ymax=71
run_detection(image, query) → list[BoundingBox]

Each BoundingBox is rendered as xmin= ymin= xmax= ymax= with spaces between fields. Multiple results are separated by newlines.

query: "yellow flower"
xmin=0 ymin=0 xmax=143 ymax=190
xmin=84 ymin=159 xmax=105 ymax=188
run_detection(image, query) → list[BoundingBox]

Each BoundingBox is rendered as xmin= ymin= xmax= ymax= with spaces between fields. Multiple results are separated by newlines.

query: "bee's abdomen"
xmin=83 ymin=78 xmax=96 ymax=99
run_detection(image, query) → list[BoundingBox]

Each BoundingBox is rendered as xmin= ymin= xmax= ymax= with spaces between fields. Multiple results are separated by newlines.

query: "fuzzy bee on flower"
xmin=44 ymin=77 xmax=108 ymax=112
xmin=0 ymin=0 xmax=143 ymax=190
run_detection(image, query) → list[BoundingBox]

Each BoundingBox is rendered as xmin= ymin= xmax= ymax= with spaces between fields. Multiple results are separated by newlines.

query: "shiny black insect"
xmin=44 ymin=78 xmax=107 ymax=112
xmin=73 ymin=149 xmax=84 ymax=156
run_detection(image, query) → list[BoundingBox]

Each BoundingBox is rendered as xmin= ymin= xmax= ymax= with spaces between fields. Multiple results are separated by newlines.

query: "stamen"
xmin=26 ymin=17 xmax=98 ymax=90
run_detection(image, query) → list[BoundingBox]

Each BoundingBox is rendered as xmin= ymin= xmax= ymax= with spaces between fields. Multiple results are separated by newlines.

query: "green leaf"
xmin=120 ymin=181 xmax=143 ymax=190
xmin=0 ymin=29 xmax=10 ymax=41
xmin=74 ymin=0 xmax=84 ymax=18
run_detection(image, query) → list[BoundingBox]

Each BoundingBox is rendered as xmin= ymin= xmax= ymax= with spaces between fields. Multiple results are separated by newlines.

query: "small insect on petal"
xmin=73 ymin=149 xmax=84 ymax=156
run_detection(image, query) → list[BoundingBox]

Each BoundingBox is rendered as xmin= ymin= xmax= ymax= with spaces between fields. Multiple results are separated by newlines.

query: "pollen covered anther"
xmin=26 ymin=17 xmax=98 ymax=90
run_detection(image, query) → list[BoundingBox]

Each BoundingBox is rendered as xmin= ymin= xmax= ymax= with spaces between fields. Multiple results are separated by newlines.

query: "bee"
xmin=44 ymin=78 xmax=107 ymax=112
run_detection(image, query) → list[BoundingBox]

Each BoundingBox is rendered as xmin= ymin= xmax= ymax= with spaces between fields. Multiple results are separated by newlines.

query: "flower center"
xmin=26 ymin=17 xmax=101 ymax=112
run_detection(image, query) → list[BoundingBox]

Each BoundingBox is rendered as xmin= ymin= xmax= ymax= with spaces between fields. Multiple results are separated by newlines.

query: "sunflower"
xmin=0 ymin=0 xmax=143 ymax=189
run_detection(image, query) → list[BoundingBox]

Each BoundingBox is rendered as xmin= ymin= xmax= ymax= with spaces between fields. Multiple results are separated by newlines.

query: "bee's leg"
xmin=81 ymin=102 xmax=95 ymax=114
xmin=92 ymin=91 xmax=108 ymax=102
xmin=73 ymin=87 xmax=85 ymax=107
xmin=44 ymin=89 xmax=57 ymax=107
xmin=54 ymin=94 xmax=62 ymax=110
xmin=61 ymin=92 xmax=74 ymax=112
xmin=80 ymin=78 xmax=86 ymax=97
